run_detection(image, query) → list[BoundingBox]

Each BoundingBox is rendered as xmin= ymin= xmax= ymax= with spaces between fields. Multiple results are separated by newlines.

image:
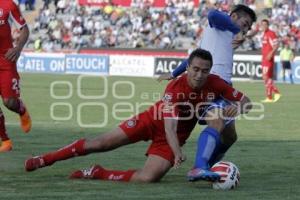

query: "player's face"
xmin=233 ymin=13 xmax=253 ymax=35
xmin=187 ymin=57 xmax=211 ymax=89
xmin=261 ymin=21 xmax=269 ymax=32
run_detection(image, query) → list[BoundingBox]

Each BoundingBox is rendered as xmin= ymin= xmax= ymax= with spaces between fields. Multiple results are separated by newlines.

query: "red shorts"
xmin=119 ymin=111 xmax=188 ymax=164
xmin=0 ymin=70 xmax=20 ymax=98
xmin=262 ymin=60 xmax=274 ymax=79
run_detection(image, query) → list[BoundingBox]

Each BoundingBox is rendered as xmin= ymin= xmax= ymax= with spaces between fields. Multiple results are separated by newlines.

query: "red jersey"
xmin=261 ymin=29 xmax=278 ymax=62
xmin=145 ymin=74 xmax=244 ymax=144
xmin=0 ymin=0 xmax=26 ymax=70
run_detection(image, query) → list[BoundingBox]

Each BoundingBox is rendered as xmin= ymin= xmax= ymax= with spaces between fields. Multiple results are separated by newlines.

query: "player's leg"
xmin=267 ymin=63 xmax=280 ymax=101
xmin=208 ymin=121 xmax=237 ymax=167
xmin=286 ymin=62 xmax=294 ymax=84
xmin=0 ymin=107 xmax=13 ymax=152
xmin=2 ymin=97 xmax=31 ymax=133
xmin=288 ymin=69 xmax=294 ymax=84
xmin=187 ymin=107 xmax=224 ymax=181
xmin=282 ymin=64 xmax=286 ymax=82
xmin=0 ymin=73 xmax=13 ymax=152
xmin=130 ymin=155 xmax=172 ymax=182
xmin=269 ymin=66 xmax=281 ymax=102
xmin=25 ymin=111 xmax=152 ymax=172
xmin=1 ymin=71 xmax=31 ymax=132
xmin=70 ymin=155 xmax=172 ymax=183
xmin=25 ymin=127 xmax=132 ymax=172
xmin=262 ymin=65 xmax=273 ymax=102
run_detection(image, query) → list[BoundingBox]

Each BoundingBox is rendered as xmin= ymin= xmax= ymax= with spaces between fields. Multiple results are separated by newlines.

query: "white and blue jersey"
xmin=171 ymin=9 xmax=241 ymax=125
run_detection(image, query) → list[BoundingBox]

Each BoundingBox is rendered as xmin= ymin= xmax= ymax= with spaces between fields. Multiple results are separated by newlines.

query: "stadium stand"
xmin=17 ymin=0 xmax=300 ymax=52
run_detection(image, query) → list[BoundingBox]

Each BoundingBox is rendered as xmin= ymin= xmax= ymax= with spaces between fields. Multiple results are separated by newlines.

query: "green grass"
xmin=0 ymin=73 xmax=300 ymax=200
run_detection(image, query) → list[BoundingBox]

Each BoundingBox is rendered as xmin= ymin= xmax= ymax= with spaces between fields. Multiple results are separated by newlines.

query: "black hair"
xmin=188 ymin=48 xmax=213 ymax=67
xmin=231 ymin=4 xmax=257 ymax=23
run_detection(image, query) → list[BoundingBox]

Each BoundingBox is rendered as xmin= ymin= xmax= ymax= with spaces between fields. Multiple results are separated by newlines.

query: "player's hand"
xmin=5 ymin=47 xmax=22 ymax=62
xmin=157 ymin=73 xmax=174 ymax=82
xmin=174 ymin=152 xmax=186 ymax=169
xmin=266 ymin=53 xmax=272 ymax=61
xmin=232 ymin=34 xmax=245 ymax=49
xmin=223 ymin=105 xmax=239 ymax=118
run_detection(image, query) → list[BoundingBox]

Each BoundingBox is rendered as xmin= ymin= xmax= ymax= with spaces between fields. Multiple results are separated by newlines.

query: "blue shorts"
xmin=198 ymin=80 xmax=235 ymax=126
xmin=198 ymin=98 xmax=235 ymax=126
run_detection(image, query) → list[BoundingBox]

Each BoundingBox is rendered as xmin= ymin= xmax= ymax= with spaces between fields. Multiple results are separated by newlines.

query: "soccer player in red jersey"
xmin=0 ymin=0 xmax=31 ymax=152
xmin=260 ymin=19 xmax=281 ymax=103
xmin=25 ymin=49 xmax=252 ymax=183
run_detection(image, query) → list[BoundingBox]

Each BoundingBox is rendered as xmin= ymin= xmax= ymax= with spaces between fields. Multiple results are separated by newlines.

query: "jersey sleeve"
xmin=207 ymin=9 xmax=240 ymax=34
xmin=9 ymin=1 xmax=26 ymax=29
xmin=171 ymin=59 xmax=188 ymax=78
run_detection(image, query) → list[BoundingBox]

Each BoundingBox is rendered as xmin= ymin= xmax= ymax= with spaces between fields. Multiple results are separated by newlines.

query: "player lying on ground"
xmin=158 ymin=5 xmax=256 ymax=181
xmin=25 ymin=49 xmax=252 ymax=183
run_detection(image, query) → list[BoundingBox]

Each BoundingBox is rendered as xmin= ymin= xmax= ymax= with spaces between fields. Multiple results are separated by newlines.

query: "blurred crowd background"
xmin=15 ymin=0 xmax=300 ymax=53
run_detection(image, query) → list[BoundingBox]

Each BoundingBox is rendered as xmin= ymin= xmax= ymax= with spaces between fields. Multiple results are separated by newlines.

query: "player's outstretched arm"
xmin=164 ymin=118 xmax=186 ymax=169
xmin=157 ymin=59 xmax=189 ymax=82
xmin=238 ymin=95 xmax=252 ymax=114
xmin=208 ymin=9 xmax=240 ymax=34
xmin=157 ymin=73 xmax=174 ymax=82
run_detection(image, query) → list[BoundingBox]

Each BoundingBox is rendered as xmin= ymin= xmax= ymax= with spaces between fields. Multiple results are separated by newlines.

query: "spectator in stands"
xmin=34 ymin=37 xmax=42 ymax=52
xmin=24 ymin=0 xmax=300 ymax=52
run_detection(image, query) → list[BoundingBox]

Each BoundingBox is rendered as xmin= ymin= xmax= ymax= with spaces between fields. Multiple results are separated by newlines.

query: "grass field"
xmin=0 ymin=73 xmax=300 ymax=200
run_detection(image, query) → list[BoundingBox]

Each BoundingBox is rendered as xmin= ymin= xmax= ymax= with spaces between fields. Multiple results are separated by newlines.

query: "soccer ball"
xmin=210 ymin=161 xmax=240 ymax=190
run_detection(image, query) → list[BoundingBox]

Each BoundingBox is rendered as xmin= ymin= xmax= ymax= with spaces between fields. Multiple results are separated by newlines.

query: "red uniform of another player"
xmin=261 ymin=19 xmax=281 ymax=102
xmin=262 ymin=27 xmax=277 ymax=78
xmin=25 ymin=49 xmax=250 ymax=183
xmin=0 ymin=0 xmax=31 ymax=152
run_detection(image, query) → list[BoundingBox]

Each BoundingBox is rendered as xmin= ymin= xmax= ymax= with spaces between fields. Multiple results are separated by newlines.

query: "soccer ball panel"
xmin=211 ymin=161 xmax=240 ymax=190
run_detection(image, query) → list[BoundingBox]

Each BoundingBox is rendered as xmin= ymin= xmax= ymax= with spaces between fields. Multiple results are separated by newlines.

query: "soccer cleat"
xmin=69 ymin=165 xmax=104 ymax=179
xmin=25 ymin=156 xmax=45 ymax=172
xmin=187 ymin=168 xmax=221 ymax=182
xmin=261 ymin=98 xmax=275 ymax=103
xmin=20 ymin=110 xmax=32 ymax=133
xmin=0 ymin=140 xmax=13 ymax=152
xmin=273 ymin=93 xmax=281 ymax=102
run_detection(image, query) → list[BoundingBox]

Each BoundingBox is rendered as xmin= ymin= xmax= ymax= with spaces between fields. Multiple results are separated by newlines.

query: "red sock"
xmin=265 ymin=86 xmax=272 ymax=99
xmin=272 ymin=85 xmax=280 ymax=94
xmin=0 ymin=112 xmax=9 ymax=141
xmin=265 ymin=79 xmax=273 ymax=99
xmin=93 ymin=168 xmax=136 ymax=182
xmin=43 ymin=139 xmax=87 ymax=166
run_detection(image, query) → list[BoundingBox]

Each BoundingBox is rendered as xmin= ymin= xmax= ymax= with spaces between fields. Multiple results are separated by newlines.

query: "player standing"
xmin=279 ymin=42 xmax=294 ymax=84
xmin=25 ymin=49 xmax=252 ymax=183
xmin=260 ymin=19 xmax=281 ymax=102
xmin=158 ymin=5 xmax=256 ymax=181
xmin=0 ymin=0 xmax=31 ymax=152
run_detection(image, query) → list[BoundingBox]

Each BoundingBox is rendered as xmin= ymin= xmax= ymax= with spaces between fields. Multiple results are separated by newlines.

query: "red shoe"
xmin=69 ymin=165 xmax=104 ymax=179
xmin=25 ymin=156 xmax=45 ymax=172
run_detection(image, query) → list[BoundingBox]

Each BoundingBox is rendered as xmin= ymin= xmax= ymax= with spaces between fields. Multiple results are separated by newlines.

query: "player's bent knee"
xmin=3 ymin=98 xmax=18 ymax=110
xmin=206 ymin=118 xmax=225 ymax=133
